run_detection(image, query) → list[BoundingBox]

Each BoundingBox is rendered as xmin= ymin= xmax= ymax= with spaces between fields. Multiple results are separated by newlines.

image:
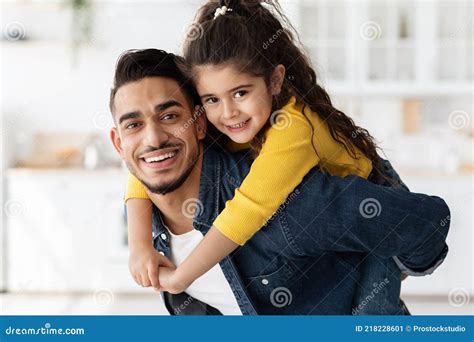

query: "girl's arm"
xmin=126 ymin=172 xmax=150 ymax=200
xmin=126 ymin=174 xmax=175 ymax=289
xmin=127 ymin=198 xmax=153 ymax=252
xmin=167 ymin=102 xmax=320 ymax=292
xmin=166 ymin=226 xmax=238 ymax=293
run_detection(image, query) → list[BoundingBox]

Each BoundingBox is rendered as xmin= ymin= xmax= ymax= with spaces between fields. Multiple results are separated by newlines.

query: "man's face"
xmin=110 ymin=77 xmax=206 ymax=195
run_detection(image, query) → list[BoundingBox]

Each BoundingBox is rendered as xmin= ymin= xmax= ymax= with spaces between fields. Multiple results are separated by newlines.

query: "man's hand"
xmin=128 ymin=246 xmax=176 ymax=290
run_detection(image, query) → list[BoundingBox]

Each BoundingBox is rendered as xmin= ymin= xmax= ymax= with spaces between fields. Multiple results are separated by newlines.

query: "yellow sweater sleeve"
xmin=213 ymin=103 xmax=319 ymax=245
xmin=125 ymin=172 xmax=150 ymax=202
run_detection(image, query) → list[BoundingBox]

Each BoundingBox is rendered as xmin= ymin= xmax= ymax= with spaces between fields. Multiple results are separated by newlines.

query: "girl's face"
xmin=194 ymin=64 xmax=275 ymax=144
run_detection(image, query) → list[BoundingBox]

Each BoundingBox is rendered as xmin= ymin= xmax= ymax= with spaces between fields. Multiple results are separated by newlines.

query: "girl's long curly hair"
xmin=183 ymin=0 xmax=384 ymax=178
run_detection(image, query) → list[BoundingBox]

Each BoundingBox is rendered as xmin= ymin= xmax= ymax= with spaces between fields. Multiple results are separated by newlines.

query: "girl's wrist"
xmin=173 ymin=266 xmax=193 ymax=291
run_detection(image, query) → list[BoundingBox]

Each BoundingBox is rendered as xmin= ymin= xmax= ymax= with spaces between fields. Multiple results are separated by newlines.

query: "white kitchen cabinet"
xmin=5 ymin=168 xmax=149 ymax=293
xmin=288 ymin=0 xmax=473 ymax=96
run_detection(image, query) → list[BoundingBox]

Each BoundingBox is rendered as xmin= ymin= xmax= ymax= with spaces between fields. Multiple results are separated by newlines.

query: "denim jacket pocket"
xmin=241 ymin=262 xmax=302 ymax=300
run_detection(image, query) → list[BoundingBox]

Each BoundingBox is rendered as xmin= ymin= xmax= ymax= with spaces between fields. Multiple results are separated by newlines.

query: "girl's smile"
xmin=225 ymin=118 xmax=251 ymax=132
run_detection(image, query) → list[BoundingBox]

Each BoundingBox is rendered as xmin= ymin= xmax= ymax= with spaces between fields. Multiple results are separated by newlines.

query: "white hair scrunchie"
xmin=213 ymin=5 xmax=233 ymax=20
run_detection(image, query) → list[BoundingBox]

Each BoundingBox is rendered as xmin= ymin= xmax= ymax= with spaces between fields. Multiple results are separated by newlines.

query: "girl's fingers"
xmin=134 ymin=273 xmax=142 ymax=287
xmin=148 ymin=264 xmax=160 ymax=289
xmin=160 ymin=256 xmax=176 ymax=269
xmin=141 ymin=272 xmax=152 ymax=287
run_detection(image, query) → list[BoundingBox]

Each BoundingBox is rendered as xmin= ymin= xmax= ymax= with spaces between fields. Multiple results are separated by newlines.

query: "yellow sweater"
xmin=125 ymin=96 xmax=373 ymax=245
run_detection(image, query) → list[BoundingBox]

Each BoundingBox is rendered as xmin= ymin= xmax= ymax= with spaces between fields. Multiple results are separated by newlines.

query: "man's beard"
xmin=128 ymin=144 xmax=200 ymax=196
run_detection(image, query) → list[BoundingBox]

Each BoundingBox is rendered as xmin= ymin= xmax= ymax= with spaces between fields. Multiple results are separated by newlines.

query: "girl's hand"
xmin=158 ymin=267 xmax=191 ymax=294
xmin=128 ymin=246 xmax=176 ymax=290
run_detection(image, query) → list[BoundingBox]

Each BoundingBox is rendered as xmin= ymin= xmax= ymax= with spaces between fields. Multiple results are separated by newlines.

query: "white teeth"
xmin=144 ymin=151 xmax=176 ymax=163
xmin=229 ymin=120 xmax=247 ymax=128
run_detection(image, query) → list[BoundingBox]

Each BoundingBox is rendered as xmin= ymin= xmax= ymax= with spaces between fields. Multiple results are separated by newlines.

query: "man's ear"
xmin=270 ymin=64 xmax=286 ymax=95
xmin=110 ymin=127 xmax=124 ymax=157
xmin=194 ymin=105 xmax=207 ymax=140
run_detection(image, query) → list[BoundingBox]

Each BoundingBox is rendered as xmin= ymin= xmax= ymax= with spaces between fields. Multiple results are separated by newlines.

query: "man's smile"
xmin=139 ymin=147 xmax=181 ymax=170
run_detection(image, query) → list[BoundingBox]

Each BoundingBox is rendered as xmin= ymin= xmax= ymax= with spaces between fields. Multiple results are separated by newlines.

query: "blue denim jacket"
xmin=152 ymin=146 xmax=450 ymax=315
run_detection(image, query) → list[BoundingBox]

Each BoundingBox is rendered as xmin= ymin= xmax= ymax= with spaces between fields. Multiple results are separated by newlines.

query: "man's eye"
xmin=234 ymin=90 xmax=247 ymax=98
xmin=125 ymin=122 xmax=140 ymax=129
xmin=162 ymin=113 xmax=178 ymax=120
xmin=205 ymin=97 xmax=218 ymax=105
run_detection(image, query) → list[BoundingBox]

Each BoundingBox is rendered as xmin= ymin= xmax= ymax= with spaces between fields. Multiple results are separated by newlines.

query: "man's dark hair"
xmin=109 ymin=48 xmax=200 ymax=115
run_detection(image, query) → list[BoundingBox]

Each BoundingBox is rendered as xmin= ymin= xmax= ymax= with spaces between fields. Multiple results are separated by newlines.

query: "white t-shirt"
xmin=167 ymin=227 xmax=243 ymax=315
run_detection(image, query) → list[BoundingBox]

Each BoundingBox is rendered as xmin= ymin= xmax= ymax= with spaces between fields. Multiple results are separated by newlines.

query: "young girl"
xmin=127 ymin=0 xmax=388 ymax=295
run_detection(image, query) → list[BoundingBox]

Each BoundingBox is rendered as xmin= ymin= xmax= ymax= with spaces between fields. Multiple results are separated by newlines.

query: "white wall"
xmin=1 ymin=0 xmax=200 ymax=165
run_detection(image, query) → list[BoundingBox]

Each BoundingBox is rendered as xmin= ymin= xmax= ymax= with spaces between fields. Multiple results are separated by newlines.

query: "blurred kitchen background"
xmin=0 ymin=0 xmax=472 ymax=315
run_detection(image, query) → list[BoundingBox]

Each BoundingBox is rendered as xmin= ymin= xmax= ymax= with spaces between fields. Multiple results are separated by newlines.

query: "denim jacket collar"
xmin=193 ymin=146 xmax=221 ymax=233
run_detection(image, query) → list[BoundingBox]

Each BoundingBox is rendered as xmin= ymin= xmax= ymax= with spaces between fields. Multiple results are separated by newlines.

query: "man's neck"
xmin=147 ymin=153 xmax=203 ymax=235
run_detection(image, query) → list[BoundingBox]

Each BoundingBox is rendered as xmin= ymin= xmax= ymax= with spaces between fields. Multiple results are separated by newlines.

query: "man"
xmin=109 ymin=49 xmax=450 ymax=315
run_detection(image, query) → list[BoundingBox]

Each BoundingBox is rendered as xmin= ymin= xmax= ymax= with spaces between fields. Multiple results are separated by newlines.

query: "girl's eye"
xmin=125 ymin=122 xmax=140 ymax=129
xmin=162 ymin=113 xmax=178 ymax=120
xmin=205 ymin=97 xmax=219 ymax=105
xmin=234 ymin=90 xmax=247 ymax=98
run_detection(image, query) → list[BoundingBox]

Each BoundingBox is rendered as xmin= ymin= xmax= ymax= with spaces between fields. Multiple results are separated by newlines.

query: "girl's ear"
xmin=270 ymin=64 xmax=286 ymax=95
xmin=194 ymin=105 xmax=207 ymax=140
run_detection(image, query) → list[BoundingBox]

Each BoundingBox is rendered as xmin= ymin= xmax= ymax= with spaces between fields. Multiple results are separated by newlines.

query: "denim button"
xmin=261 ymin=279 xmax=269 ymax=285
xmin=160 ymin=233 xmax=167 ymax=240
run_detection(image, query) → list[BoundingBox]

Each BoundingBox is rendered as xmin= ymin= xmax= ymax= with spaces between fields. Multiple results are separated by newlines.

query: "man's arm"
xmin=284 ymin=171 xmax=450 ymax=272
